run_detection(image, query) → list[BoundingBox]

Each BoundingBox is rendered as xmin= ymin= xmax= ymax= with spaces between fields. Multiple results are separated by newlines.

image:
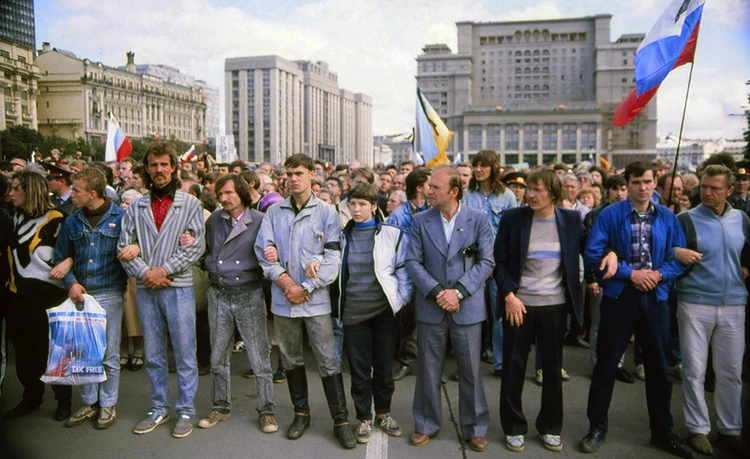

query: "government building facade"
xmin=416 ymin=15 xmax=657 ymax=167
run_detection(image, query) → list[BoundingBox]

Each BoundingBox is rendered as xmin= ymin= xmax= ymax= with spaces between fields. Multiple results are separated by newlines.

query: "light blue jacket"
xmin=255 ymin=194 xmax=341 ymax=318
xmin=676 ymin=204 xmax=750 ymax=306
xmin=462 ymin=187 xmax=517 ymax=238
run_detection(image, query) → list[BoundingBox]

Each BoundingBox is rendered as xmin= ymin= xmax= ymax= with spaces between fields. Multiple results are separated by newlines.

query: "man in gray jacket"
xmin=198 ymin=174 xmax=277 ymax=434
xmin=118 ymin=141 xmax=205 ymax=439
xmin=406 ymin=166 xmax=494 ymax=452
xmin=255 ymin=154 xmax=356 ymax=449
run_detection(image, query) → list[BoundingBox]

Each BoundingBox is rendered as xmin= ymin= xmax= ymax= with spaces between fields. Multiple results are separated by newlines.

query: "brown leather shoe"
xmin=469 ymin=437 xmax=488 ymax=452
xmin=410 ymin=432 xmax=430 ymax=447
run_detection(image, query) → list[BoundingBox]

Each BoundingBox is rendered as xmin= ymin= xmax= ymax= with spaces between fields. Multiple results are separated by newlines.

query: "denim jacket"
xmin=462 ymin=187 xmax=517 ymax=238
xmin=54 ymin=201 xmax=128 ymax=295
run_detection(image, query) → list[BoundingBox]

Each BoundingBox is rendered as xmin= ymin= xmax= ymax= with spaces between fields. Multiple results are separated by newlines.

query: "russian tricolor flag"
xmin=181 ymin=145 xmax=196 ymax=163
xmin=614 ymin=0 xmax=705 ymax=127
xmin=105 ymin=114 xmax=133 ymax=162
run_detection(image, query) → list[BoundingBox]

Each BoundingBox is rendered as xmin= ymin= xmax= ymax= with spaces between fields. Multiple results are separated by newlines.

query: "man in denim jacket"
xmin=53 ymin=167 xmax=128 ymax=430
xmin=255 ymin=154 xmax=356 ymax=449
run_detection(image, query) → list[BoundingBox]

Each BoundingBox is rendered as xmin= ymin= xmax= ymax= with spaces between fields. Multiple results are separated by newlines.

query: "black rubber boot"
xmin=286 ymin=365 xmax=310 ymax=440
xmin=322 ymin=373 xmax=356 ymax=449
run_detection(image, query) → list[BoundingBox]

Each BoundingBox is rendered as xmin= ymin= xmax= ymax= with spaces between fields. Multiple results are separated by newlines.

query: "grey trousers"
xmin=413 ymin=315 xmax=489 ymax=439
xmin=274 ymin=313 xmax=340 ymax=378
xmin=678 ymin=301 xmax=745 ymax=436
xmin=207 ymin=286 xmax=274 ymax=416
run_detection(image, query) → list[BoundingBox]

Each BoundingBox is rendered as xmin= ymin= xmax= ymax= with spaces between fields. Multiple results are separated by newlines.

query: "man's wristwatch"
xmin=455 ymin=289 xmax=464 ymax=300
xmin=301 ymin=285 xmax=310 ymax=296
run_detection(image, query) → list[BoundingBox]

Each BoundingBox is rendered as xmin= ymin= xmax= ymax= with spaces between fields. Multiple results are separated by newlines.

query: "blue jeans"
xmin=487 ymin=280 xmax=503 ymax=371
xmin=207 ymin=287 xmax=274 ymax=416
xmin=79 ymin=291 xmax=125 ymax=408
xmin=137 ymin=287 xmax=198 ymax=420
xmin=332 ymin=317 xmax=344 ymax=363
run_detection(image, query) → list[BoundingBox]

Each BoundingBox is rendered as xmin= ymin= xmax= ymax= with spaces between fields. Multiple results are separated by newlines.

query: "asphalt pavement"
xmin=1 ymin=343 xmax=746 ymax=459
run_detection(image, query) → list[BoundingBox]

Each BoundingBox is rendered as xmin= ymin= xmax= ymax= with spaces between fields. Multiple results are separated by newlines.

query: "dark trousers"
xmin=587 ymin=285 xmax=673 ymax=435
xmin=7 ymin=295 xmax=71 ymax=406
xmin=501 ymin=304 xmax=566 ymax=436
xmin=345 ymin=308 xmax=399 ymax=421
xmin=196 ymin=309 xmax=211 ymax=368
xmin=633 ymin=287 xmax=681 ymax=367
xmin=395 ymin=297 xmax=417 ymax=368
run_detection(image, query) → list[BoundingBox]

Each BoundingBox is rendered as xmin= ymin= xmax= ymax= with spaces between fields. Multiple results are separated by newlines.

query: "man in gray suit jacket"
xmin=405 ymin=166 xmax=495 ymax=453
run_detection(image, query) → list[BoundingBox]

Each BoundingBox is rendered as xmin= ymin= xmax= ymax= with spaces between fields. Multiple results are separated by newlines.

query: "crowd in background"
xmin=0 ymin=145 xmax=748 ymax=457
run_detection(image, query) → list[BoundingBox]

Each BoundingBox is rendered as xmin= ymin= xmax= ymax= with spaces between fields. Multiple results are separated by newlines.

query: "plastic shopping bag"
xmin=41 ymin=294 xmax=107 ymax=385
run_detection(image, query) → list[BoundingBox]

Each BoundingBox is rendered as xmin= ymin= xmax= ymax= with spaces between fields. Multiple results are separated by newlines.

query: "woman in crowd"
xmin=577 ymin=186 xmax=600 ymax=211
xmin=338 ymin=183 xmax=412 ymax=444
xmin=118 ymin=189 xmax=144 ymax=371
xmin=4 ymin=171 xmax=72 ymax=421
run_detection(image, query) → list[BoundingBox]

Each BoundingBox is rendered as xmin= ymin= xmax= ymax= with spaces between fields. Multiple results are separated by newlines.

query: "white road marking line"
xmin=365 ymin=428 xmax=388 ymax=459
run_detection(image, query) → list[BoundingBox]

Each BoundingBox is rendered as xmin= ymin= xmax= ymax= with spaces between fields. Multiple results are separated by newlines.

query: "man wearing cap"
xmin=727 ymin=162 xmax=750 ymax=214
xmin=10 ymin=158 xmax=26 ymax=172
xmin=503 ymin=172 xmax=527 ymax=206
xmin=46 ymin=164 xmax=75 ymax=216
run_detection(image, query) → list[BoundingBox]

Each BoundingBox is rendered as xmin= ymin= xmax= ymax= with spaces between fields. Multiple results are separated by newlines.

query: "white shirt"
xmin=440 ymin=202 xmax=461 ymax=245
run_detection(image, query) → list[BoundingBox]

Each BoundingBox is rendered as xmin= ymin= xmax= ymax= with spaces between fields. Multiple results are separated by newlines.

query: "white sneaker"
xmin=355 ymin=420 xmax=371 ymax=444
xmin=506 ymin=435 xmax=525 ymax=452
xmin=541 ymin=434 xmax=563 ymax=451
xmin=635 ymin=364 xmax=646 ymax=381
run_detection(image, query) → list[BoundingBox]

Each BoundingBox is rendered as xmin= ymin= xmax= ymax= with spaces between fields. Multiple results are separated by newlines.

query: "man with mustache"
xmin=118 ymin=141 xmax=206 ymax=439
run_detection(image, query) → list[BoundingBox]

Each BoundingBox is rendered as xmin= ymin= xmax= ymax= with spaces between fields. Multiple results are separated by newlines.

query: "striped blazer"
xmin=118 ymin=189 xmax=205 ymax=288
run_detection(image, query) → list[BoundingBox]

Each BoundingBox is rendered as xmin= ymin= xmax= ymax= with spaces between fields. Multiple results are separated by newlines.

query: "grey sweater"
xmin=342 ymin=226 xmax=389 ymax=325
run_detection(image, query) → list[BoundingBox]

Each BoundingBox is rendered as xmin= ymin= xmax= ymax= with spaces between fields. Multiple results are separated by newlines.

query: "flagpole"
xmin=666 ymin=62 xmax=695 ymax=210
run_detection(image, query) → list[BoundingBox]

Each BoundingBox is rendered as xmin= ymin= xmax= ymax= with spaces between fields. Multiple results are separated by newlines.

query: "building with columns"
xmin=416 ymin=15 xmax=657 ymax=167
xmin=35 ymin=43 xmax=206 ymax=148
xmin=226 ymin=55 xmax=372 ymax=165
xmin=1 ymin=38 xmax=39 ymax=130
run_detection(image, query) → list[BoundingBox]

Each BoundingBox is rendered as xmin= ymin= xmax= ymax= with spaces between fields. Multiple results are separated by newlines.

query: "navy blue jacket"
xmin=494 ymin=206 xmax=586 ymax=326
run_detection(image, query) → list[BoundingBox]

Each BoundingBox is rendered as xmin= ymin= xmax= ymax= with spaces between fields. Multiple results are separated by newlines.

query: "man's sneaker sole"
xmin=172 ymin=424 xmax=193 ymax=438
xmin=133 ymin=414 xmax=170 ymax=434
xmin=541 ymin=434 xmax=563 ymax=452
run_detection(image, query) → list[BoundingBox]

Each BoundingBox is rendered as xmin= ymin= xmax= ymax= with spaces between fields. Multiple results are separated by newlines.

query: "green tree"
xmin=1 ymin=125 xmax=46 ymax=161
xmin=130 ymin=140 xmax=147 ymax=163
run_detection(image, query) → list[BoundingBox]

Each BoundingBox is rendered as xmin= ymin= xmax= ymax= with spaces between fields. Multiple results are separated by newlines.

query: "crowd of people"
xmin=0 ymin=144 xmax=748 ymax=457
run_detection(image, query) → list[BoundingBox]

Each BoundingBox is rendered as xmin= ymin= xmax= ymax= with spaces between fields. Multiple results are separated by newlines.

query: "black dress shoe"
xmin=3 ymin=400 xmax=41 ymax=420
xmin=579 ymin=429 xmax=606 ymax=453
xmin=273 ymin=367 xmax=287 ymax=384
xmin=54 ymin=401 xmax=72 ymax=421
xmin=392 ymin=365 xmax=412 ymax=381
xmin=287 ymin=414 xmax=310 ymax=440
xmin=198 ymin=364 xmax=210 ymax=376
xmin=615 ymin=367 xmax=635 ymax=384
xmin=334 ymin=423 xmax=357 ymax=449
xmin=650 ymin=432 xmax=696 ymax=459
xmin=481 ymin=350 xmax=494 ymax=364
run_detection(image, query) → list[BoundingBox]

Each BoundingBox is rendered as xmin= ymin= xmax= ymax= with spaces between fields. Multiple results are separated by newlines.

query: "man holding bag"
xmin=53 ymin=167 xmax=128 ymax=429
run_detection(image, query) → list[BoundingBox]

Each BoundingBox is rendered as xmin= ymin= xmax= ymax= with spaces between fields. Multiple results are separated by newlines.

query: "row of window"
xmin=468 ymin=123 xmax=597 ymax=151
xmin=479 ymin=31 xmax=587 ymax=46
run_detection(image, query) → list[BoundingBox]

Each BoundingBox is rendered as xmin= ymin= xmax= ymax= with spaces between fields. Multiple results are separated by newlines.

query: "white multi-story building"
xmin=374 ymin=133 xmax=413 ymax=166
xmin=133 ymin=64 xmax=220 ymax=141
xmin=417 ymin=15 xmax=657 ymax=167
xmin=657 ymin=135 xmax=749 ymax=167
xmin=226 ymin=55 xmax=372 ymax=165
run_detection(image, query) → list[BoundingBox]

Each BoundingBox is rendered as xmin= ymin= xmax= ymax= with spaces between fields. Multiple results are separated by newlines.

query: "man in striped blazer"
xmin=118 ymin=141 xmax=206 ymax=439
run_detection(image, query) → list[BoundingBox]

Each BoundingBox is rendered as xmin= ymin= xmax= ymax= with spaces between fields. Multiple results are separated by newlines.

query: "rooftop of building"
xmin=455 ymin=14 xmax=612 ymax=27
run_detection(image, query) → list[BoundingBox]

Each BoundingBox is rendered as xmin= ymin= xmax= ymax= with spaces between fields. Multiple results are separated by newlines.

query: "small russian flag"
xmin=104 ymin=114 xmax=132 ymax=163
